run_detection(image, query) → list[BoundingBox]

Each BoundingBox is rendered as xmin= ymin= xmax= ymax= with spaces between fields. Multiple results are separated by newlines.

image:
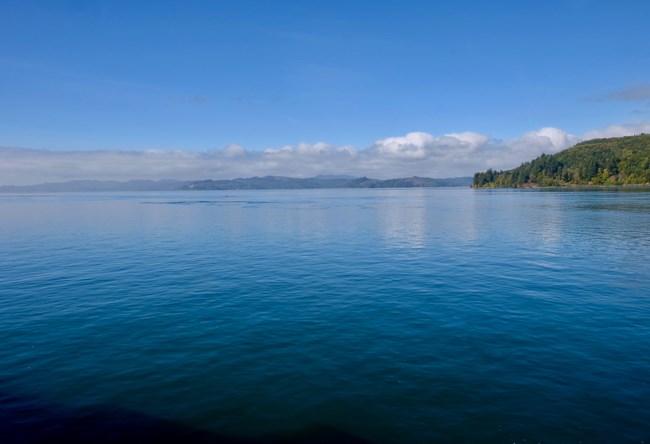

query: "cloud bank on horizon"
xmin=2 ymin=121 xmax=650 ymax=186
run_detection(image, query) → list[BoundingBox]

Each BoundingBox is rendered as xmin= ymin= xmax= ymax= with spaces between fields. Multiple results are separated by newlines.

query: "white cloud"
xmin=1 ymin=121 xmax=648 ymax=186
xmin=372 ymin=132 xmax=436 ymax=159
xmin=222 ymin=143 xmax=246 ymax=157
xmin=521 ymin=127 xmax=579 ymax=151
xmin=444 ymin=132 xmax=489 ymax=148
xmin=582 ymin=121 xmax=650 ymax=140
xmin=498 ymin=127 xmax=580 ymax=167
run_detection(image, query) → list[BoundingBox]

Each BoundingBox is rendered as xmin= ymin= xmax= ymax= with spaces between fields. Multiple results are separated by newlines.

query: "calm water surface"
xmin=1 ymin=188 xmax=649 ymax=443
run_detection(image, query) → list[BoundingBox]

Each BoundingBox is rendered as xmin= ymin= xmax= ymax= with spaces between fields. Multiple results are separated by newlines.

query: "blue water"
xmin=1 ymin=188 xmax=649 ymax=443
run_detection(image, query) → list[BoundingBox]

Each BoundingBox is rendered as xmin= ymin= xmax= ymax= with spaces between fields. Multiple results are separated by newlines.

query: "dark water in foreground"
xmin=1 ymin=188 xmax=649 ymax=443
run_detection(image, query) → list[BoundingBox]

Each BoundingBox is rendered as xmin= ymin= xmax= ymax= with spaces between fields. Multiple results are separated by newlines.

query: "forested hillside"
xmin=473 ymin=134 xmax=650 ymax=187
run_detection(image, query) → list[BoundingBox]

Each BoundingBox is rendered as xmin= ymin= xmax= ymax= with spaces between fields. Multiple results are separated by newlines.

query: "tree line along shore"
xmin=473 ymin=134 xmax=650 ymax=188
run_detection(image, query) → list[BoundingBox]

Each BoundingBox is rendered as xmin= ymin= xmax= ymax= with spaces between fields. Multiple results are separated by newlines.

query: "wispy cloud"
xmin=587 ymin=84 xmax=650 ymax=103
xmin=181 ymin=95 xmax=211 ymax=105
xmin=1 ymin=122 xmax=648 ymax=186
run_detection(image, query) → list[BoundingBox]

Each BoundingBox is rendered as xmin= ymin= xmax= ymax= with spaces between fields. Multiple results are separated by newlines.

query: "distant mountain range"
xmin=0 ymin=176 xmax=472 ymax=192
xmin=0 ymin=179 xmax=187 ymax=193
xmin=183 ymin=175 xmax=472 ymax=190
xmin=473 ymin=134 xmax=650 ymax=188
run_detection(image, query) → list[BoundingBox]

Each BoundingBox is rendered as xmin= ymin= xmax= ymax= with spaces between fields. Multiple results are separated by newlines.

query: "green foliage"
xmin=473 ymin=134 xmax=650 ymax=188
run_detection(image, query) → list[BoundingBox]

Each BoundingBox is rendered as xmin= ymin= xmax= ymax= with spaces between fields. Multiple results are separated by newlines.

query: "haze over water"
xmin=1 ymin=188 xmax=649 ymax=443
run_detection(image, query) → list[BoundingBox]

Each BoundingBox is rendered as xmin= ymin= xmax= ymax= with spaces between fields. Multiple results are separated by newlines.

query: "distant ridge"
xmin=182 ymin=175 xmax=472 ymax=190
xmin=473 ymin=134 xmax=650 ymax=188
xmin=0 ymin=176 xmax=472 ymax=192
xmin=0 ymin=179 xmax=189 ymax=193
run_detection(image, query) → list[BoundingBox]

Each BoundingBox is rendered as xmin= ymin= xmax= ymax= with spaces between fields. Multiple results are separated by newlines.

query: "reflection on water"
xmin=578 ymin=203 xmax=650 ymax=212
xmin=531 ymin=195 xmax=566 ymax=250
xmin=377 ymin=191 xmax=428 ymax=250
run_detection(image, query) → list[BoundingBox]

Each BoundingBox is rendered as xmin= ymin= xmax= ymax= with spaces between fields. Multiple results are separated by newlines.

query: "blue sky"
xmin=1 ymin=0 xmax=650 ymax=183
